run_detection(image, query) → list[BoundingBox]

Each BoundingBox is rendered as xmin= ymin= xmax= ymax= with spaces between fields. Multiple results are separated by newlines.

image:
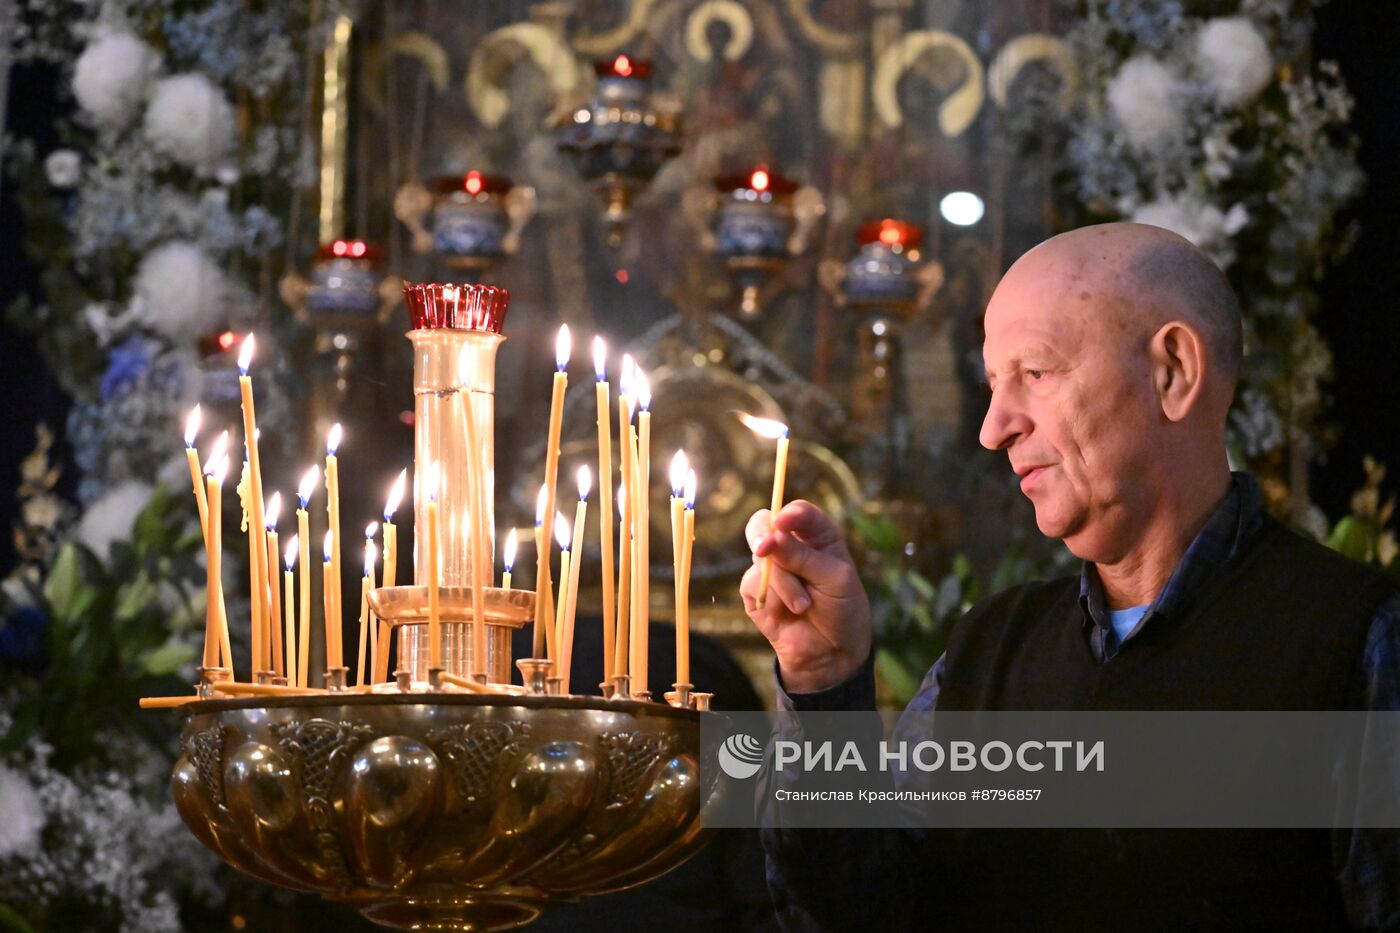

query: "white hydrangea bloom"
xmin=142 ymin=73 xmax=236 ymax=174
xmin=1195 ymin=17 xmax=1274 ymax=108
xmin=1131 ymin=193 xmax=1249 ymax=269
xmin=130 ymin=241 xmax=231 ymax=342
xmin=1107 ymin=55 xmax=1184 ymax=150
xmin=71 ymin=31 xmax=160 ymax=131
xmin=75 ymin=480 xmax=153 ymax=562
xmin=0 ymin=764 xmax=45 ymax=858
xmin=43 ymin=149 xmax=83 ymax=188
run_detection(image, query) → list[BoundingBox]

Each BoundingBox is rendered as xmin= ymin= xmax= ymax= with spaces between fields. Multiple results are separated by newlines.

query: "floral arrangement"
xmin=1062 ymin=0 xmax=1363 ymax=506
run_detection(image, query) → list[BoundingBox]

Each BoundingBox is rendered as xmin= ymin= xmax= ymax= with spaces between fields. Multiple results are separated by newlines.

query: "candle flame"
xmin=535 ymin=484 xmax=548 ymax=525
xmin=326 ymin=422 xmax=343 ymax=455
xmin=237 ymin=333 xmax=255 ymax=374
xmin=669 ymin=449 xmax=688 ymax=496
xmin=364 ymin=540 xmax=377 ymax=576
xmin=503 ymin=528 xmax=518 ymax=570
xmin=323 ymin=530 xmax=334 ymax=563
xmin=207 ymin=454 xmax=229 ymax=485
xmin=555 ymin=324 xmax=571 ymax=371
xmin=554 ymin=512 xmax=571 ymax=549
xmin=635 ymin=368 xmax=652 ymax=411
xmin=620 ymin=354 xmax=635 ymax=395
xmin=183 ymin=405 xmax=201 ymax=447
xmin=285 ymin=534 xmax=298 ymax=569
xmin=264 ymin=491 xmax=282 ymax=530
xmin=736 ymin=412 xmax=789 ymax=439
xmin=592 ymin=336 xmax=607 ymax=381
xmin=297 ymin=464 xmax=321 ymax=507
xmin=203 ymin=430 xmax=230 ymax=475
xmin=364 ymin=520 xmax=379 ymax=540
xmin=577 ymin=464 xmax=592 ymax=500
xmin=384 ymin=468 xmax=407 ymax=521
xmin=425 ymin=461 xmax=441 ymax=502
xmin=685 ymin=468 xmax=697 ymax=509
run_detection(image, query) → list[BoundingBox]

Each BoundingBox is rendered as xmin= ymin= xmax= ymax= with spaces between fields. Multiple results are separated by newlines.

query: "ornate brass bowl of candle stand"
xmin=170 ymin=693 xmax=709 ymax=930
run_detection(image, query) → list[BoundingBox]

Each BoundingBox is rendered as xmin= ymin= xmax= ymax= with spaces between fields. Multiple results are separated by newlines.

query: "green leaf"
xmin=114 ymin=573 xmax=158 ymax=623
xmin=1326 ymin=515 xmax=1373 ymax=563
xmin=0 ymin=901 xmax=38 ymax=933
xmin=42 ymin=542 xmax=82 ymax=619
xmin=139 ymin=638 xmax=197 ymax=677
xmin=875 ymin=648 xmax=921 ymax=705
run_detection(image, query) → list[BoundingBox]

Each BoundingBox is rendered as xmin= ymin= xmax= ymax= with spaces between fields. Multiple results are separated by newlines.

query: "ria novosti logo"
xmin=718 ymin=733 xmax=765 ymax=779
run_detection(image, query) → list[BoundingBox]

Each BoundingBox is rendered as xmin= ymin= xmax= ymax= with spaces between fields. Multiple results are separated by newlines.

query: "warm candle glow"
xmin=323 ymin=530 xmax=334 ymax=563
xmin=384 ymin=469 xmax=407 ymax=521
xmin=737 ymin=412 xmax=789 ymax=439
xmin=204 ymin=431 xmax=230 ymax=476
xmin=264 ymin=491 xmax=282 ymax=530
xmin=620 ymin=354 xmax=635 ymax=395
xmin=669 ymin=450 xmax=689 ymax=496
xmin=426 ymin=460 xmax=441 ymax=502
xmin=554 ymin=513 xmax=572 ymax=550
xmin=555 ymin=324 xmax=572 ymax=371
xmin=685 ymin=468 xmax=698 ymax=509
xmin=326 ymin=422 xmax=343 ymax=455
xmin=577 ymin=464 xmax=592 ymax=500
xmin=635 ymin=368 xmax=652 ymax=411
xmin=750 ymin=168 xmax=770 ymax=192
xmin=183 ymin=405 xmax=201 ymax=448
xmin=237 ymin=333 xmax=255 ymax=374
xmin=504 ymin=528 xmax=518 ymax=571
xmin=364 ymin=540 xmax=377 ymax=576
xmin=208 ymin=453 xmax=229 ymax=485
xmin=593 ymin=336 xmax=607 ymax=382
xmin=297 ymin=465 xmax=321 ymax=507
xmin=535 ymin=484 xmax=548 ymax=526
xmin=285 ymin=535 xmax=298 ymax=569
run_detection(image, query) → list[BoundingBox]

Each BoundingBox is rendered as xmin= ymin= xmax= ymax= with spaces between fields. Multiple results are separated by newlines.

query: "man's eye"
xmin=1026 ymin=369 xmax=1045 ymax=380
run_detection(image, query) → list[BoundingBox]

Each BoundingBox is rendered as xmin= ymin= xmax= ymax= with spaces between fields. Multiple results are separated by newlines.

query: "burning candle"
xmin=536 ymin=325 xmax=570 ymax=662
xmin=376 ymin=469 xmax=406 ymax=684
xmin=184 ymin=409 xmax=231 ymax=668
xmin=202 ymin=447 xmax=229 ymax=671
xmin=669 ymin=450 xmax=688 ymax=684
xmin=532 ymin=484 xmax=552 ymax=658
xmin=502 ymin=528 xmax=517 ymax=590
xmin=358 ymin=529 xmax=377 ymax=687
xmin=561 ymin=466 xmax=590 ymax=692
xmin=237 ymin=335 xmax=270 ymax=675
xmin=425 ymin=461 xmax=442 ymax=671
xmin=614 ymin=481 xmax=630 ymax=680
xmin=551 ymin=512 xmax=572 ymax=672
xmin=283 ymin=535 xmax=298 ymax=688
xmin=593 ymin=337 xmax=616 ymax=680
xmin=264 ymin=492 xmax=284 ymax=679
xmin=296 ymin=465 xmax=319 ymax=689
xmin=738 ymin=414 xmax=791 ymax=609
xmin=325 ymin=423 xmax=344 ymax=671
xmin=322 ymin=530 xmax=336 ymax=679
xmin=632 ymin=368 xmax=652 ymax=694
xmin=457 ymin=344 xmax=490 ymax=681
xmin=680 ymin=468 xmax=697 ymax=686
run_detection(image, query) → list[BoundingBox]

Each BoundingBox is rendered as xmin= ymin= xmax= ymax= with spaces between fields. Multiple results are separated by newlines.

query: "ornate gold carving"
xmin=465 ymin=24 xmax=584 ymax=129
xmin=427 ymin=720 xmax=532 ymax=804
xmin=784 ymin=0 xmax=863 ymax=56
xmin=684 ymin=1 xmax=755 ymax=63
xmin=988 ymin=34 xmax=1076 ymax=112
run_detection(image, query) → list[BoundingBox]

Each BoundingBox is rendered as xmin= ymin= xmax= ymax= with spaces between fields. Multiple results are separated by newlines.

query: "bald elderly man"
xmin=745 ymin=224 xmax=1400 ymax=931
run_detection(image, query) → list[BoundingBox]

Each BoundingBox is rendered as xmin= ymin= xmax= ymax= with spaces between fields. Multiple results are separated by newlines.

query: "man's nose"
xmin=978 ymin=385 xmax=1032 ymax=451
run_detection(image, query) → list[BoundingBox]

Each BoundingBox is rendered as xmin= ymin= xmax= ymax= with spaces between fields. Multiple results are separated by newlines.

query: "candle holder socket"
xmin=631 ymin=690 xmax=653 ymax=703
xmin=255 ymin=669 xmax=276 ymax=686
xmin=428 ymin=667 xmax=446 ymax=691
xmin=599 ymin=680 xmax=616 ymax=699
xmin=690 ymin=692 xmax=713 ymax=711
xmin=516 ymin=658 xmax=552 ymax=695
xmin=609 ymin=674 xmax=631 ymax=700
xmin=394 ymin=668 xmax=414 ymax=692
xmin=324 ymin=667 xmax=349 ymax=691
xmin=545 ymin=675 xmax=564 ymax=696
xmin=196 ymin=667 xmax=231 ymax=698
xmin=667 ymin=683 xmax=693 ymax=709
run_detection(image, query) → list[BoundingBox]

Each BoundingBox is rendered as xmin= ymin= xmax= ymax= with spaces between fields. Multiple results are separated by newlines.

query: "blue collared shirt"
xmin=773 ymin=471 xmax=1400 ymax=929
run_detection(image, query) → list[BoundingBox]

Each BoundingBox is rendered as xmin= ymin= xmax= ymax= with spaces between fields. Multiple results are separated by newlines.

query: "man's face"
xmin=978 ymin=258 xmax=1159 ymax=559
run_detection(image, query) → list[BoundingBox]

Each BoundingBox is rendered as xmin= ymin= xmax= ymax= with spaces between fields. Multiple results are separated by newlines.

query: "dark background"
xmin=3 ymin=6 xmax=1398 ymax=574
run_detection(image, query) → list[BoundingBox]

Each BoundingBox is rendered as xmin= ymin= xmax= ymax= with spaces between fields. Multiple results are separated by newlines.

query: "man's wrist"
xmin=775 ymin=650 xmax=877 ymax=712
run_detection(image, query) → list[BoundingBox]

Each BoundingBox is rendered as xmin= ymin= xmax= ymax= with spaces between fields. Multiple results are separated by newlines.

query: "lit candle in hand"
xmin=738 ymin=414 xmax=790 ymax=610
xmin=502 ymin=528 xmax=517 ymax=590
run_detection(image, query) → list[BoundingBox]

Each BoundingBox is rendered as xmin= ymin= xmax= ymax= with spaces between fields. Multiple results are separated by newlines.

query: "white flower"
xmin=43 ymin=149 xmax=83 ymax=188
xmin=130 ymin=241 xmax=231 ymax=343
xmin=0 ymin=764 xmax=45 ymax=858
xmin=1107 ymin=56 xmax=1184 ymax=150
xmin=143 ymin=73 xmax=236 ymax=174
xmin=1195 ymin=17 xmax=1273 ymax=108
xmin=72 ymin=30 xmax=160 ymax=131
xmin=76 ymin=480 xmax=153 ymax=562
xmin=1131 ymin=193 xmax=1250 ymax=269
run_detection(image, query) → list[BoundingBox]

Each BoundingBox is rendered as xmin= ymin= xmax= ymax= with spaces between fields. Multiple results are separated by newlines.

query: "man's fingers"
xmin=741 ymin=558 xmax=811 ymax=616
xmin=745 ymin=509 xmax=774 ymax=552
xmin=766 ymin=528 xmax=849 ymax=591
xmin=773 ymin=499 xmax=844 ymax=548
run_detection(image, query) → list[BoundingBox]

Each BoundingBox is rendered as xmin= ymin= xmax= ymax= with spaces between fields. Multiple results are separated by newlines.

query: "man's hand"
xmin=741 ymin=499 xmax=871 ymax=694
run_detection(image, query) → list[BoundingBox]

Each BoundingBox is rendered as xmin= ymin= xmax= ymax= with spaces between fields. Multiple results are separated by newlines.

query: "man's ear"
xmin=1148 ymin=321 xmax=1207 ymax=422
